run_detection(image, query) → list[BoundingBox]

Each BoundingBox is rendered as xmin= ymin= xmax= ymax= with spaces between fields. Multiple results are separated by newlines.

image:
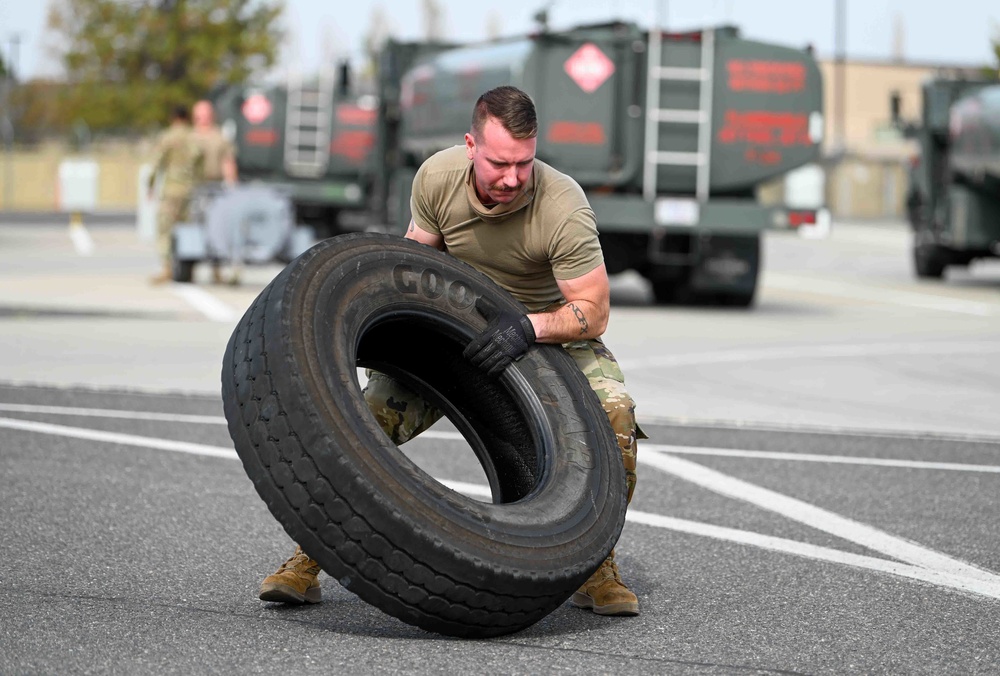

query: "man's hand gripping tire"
xmin=463 ymin=297 xmax=536 ymax=376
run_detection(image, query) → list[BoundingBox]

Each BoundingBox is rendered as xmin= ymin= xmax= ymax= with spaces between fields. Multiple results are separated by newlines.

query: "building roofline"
xmin=817 ymin=54 xmax=994 ymax=73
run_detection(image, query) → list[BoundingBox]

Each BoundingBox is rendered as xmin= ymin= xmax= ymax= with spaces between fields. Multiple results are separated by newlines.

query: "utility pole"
xmin=833 ymin=0 xmax=846 ymax=157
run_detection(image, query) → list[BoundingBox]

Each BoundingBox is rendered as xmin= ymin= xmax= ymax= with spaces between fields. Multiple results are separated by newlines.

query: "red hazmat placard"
xmin=242 ymin=94 xmax=272 ymax=125
xmin=564 ymin=43 xmax=615 ymax=93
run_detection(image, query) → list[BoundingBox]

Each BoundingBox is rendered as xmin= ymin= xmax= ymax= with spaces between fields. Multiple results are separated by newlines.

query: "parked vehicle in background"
xmin=369 ymin=21 xmax=828 ymax=306
xmin=211 ymin=63 xmax=378 ymax=240
xmin=899 ymin=77 xmax=1000 ymax=279
xmin=170 ymin=183 xmax=314 ymax=283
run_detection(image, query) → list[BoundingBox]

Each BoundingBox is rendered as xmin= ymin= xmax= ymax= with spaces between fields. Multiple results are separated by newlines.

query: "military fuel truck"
xmin=369 ymin=21 xmax=827 ymax=305
xmin=211 ymin=64 xmax=378 ymax=239
xmin=900 ymin=78 xmax=1000 ymax=279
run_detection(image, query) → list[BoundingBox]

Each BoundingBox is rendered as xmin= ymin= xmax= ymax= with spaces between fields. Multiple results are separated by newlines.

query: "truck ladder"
xmin=284 ymin=71 xmax=334 ymax=178
xmin=642 ymin=27 xmax=715 ymax=202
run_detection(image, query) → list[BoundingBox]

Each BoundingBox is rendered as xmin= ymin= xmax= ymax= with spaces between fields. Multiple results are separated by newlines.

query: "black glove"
xmin=463 ymin=297 xmax=536 ymax=376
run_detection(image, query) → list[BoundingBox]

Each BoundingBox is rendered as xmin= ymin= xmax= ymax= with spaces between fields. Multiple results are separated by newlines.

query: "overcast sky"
xmin=2 ymin=0 xmax=998 ymax=79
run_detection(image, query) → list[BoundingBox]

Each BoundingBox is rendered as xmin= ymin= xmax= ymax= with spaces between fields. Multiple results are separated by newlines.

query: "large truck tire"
xmin=648 ymin=234 xmax=758 ymax=307
xmin=700 ymin=234 xmax=759 ymax=308
xmin=221 ymin=233 xmax=627 ymax=638
xmin=650 ymin=273 xmax=693 ymax=305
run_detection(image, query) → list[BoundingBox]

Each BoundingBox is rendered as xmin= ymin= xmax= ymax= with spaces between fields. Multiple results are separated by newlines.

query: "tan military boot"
xmin=259 ymin=546 xmax=322 ymax=604
xmin=149 ymin=263 xmax=172 ymax=285
xmin=570 ymin=553 xmax=639 ymax=616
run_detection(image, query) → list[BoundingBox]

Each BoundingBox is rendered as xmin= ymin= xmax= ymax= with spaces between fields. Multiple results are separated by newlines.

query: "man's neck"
xmin=472 ymin=177 xmax=495 ymax=207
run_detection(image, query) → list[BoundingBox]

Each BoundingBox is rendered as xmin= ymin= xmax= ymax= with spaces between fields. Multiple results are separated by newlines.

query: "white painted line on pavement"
xmin=0 ymin=416 xmax=237 ymax=460
xmin=6 ymin=399 xmax=997 ymax=445
xmin=635 ymin=415 xmax=1000 ymax=444
xmin=0 ymin=403 xmax=224 ymax=425
xmin=4 ymin=405 xmax=999 ymax=472
xmin=438 ymin=479 xmax=492 ymax=498
xmin=626 ymin=511 xmax=1000 ymax=600
xmin=765 ymin=273 xmax=998 ymax=316
xmin=641 ymin=452 xmax=1000 ymax=585
xmin=642 ymin=443 xmax=1000 ymax=474
xmin=68 ymin=223 xmax=95 ymax=256
xmin=439 ymin=479 xmax=1000 ymax=599
xmin=615 ymin=341 xmax=1000 ymax=371
xmin=169 ymin=284 xmax=241 ymax=323
xmin=420 ymin=432 xmax=1000 ymax=473
xmin=6 ymin=415 xmax=1000 ymax=600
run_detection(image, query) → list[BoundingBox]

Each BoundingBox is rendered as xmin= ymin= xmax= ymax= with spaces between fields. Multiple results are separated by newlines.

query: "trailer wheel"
xmin=171 ymin=258 xmax=195 ymax=283
xmin=913 ymin=242 xmax=947 ymax=279
xmin=221 ymin=233 xmax=626 ymax=638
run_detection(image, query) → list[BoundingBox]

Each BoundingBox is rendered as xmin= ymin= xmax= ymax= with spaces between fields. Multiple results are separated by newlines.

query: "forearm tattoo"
xmin=568 ymin=303 xmax=589 ymax=335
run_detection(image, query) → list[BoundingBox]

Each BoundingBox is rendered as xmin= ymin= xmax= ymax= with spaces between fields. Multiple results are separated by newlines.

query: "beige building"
xmin=815 ymin=57 xmax=989 ymax=219
xmin=0 ymin=139 xmax=152 ymax=213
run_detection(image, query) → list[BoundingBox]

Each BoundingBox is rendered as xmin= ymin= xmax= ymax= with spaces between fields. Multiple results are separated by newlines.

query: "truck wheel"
xmin=913 ymin=242 xmax=947 ymax=279
xmin=717 ymin=288 xmax=756 ymax=308
xmin=650 ymin=274 xmax=693 ymax=304
xmin=221 ymin=233 xmax=626 ymax=638
xmin=315 ymin=207 xmax=341 ymax=240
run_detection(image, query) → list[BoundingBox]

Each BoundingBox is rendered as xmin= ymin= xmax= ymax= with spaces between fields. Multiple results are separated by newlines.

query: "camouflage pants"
xmin=364 ymin=338 xmax=641 ymax=504
xmin=155 ymin=195 xmax=191 ymax=264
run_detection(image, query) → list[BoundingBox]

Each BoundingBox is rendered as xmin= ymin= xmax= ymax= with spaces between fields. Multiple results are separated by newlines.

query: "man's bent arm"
xmin=528 ymin=264 xmax=610 ymax=343
xmin=404 ymin=219 xmax=445 ymax=250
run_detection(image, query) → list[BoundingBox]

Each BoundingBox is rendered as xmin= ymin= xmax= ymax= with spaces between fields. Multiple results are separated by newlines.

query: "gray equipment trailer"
xmin=171 ymin=183 xmax=316 ymax=283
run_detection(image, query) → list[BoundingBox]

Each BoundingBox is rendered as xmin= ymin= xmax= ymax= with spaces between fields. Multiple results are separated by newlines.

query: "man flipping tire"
xmin=260 ymin=86 xmax=645 ymax=617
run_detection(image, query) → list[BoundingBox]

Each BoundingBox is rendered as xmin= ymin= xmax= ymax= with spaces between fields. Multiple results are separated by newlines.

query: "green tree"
xmin=47 ymin=0 xmax=284 ymax=132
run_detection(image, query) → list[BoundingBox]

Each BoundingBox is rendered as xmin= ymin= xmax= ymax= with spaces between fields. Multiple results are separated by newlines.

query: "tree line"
xmin=3 ymin=3 xmax=999 ymax=144
xmin=9 ymin=0 xmax=285 ymax=142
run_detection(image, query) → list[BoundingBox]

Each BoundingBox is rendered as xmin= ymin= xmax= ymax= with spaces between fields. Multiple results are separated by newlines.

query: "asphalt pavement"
xmin=1 ymin=216 xmax=999 ymax=674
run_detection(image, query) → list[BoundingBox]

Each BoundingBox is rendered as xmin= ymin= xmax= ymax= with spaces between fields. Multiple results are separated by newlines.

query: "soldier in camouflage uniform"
xmin=191 ymin=99 xmax=239 ymax=285
xmin=147 ymin=105 xmax=204 ymax=284
xmin=261 ymin=86 xmax=645 ymax=616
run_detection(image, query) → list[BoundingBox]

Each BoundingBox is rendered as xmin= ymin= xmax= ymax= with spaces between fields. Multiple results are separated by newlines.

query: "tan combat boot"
xmin=149 ymin=262 xmax=172 ymax=285
xmin=570 ymin=553 xmax=639 ymax=616
xmin=259 ymin=546 xmax=322 ymax=604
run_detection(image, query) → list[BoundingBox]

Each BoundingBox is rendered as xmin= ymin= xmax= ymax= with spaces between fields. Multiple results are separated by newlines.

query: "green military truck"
xmin=211 ymin=65 xmax=378 ymax=239
xmin=901 ymin=78 xmax=1000 ymax=279
xmin=370 ymin=21 xmax=827 ymax=306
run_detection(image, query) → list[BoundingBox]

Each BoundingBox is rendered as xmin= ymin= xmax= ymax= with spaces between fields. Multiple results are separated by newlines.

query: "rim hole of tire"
xmin=355 ymin=313 xmax=545 ymax=506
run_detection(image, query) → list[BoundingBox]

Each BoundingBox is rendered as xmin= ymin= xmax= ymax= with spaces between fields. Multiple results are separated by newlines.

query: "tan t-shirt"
xmin=196 ymin=127 xmax=236 ymax=182
xmin=410 ymin=145 xmax=603 ymax=312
